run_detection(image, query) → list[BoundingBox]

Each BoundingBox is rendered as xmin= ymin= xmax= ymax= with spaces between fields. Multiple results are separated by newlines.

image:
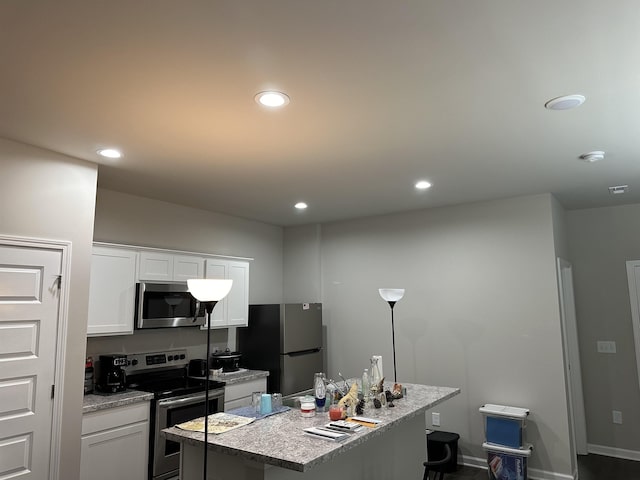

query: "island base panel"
xmin=180 ymin=417 xmax=426 ymax=480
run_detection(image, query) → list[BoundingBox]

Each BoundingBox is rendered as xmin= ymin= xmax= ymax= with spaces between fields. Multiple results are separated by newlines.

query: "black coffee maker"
xmin=96 ymin=355 xmax=127 ymax=393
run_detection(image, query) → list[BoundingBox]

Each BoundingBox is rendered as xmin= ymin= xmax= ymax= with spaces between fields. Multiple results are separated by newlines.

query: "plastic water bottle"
xmin=314 ymin=372 xmax=326 ymax=411
xmin=362 ymin=368 xmax=370 ymax=402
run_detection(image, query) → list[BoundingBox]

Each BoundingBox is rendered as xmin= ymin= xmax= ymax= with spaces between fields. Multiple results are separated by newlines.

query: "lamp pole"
xmin=202 ymin=300 xmax=216 ymax=480
xmin=378 ymin=288 xmax=405 ymax=385
xmin=388 ymin=300 xmax=398 ymax=383
xmin=187 ymin=279 xmax=233 ymax=480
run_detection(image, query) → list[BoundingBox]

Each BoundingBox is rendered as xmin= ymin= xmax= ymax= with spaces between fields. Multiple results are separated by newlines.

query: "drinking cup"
xmin=260 ymin=393 xmax=272 ymax=415
xmin=329 ymin=404 xmax=344 ymax=421
xmin=252 ymin=391 xmax=263 ymax=413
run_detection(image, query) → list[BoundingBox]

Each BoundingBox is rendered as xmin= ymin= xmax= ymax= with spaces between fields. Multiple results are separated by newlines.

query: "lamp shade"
xmin=379 ymin=288 xmax=405 ymax=302
xmin=187 ymin=279 xmax=233 ymax=302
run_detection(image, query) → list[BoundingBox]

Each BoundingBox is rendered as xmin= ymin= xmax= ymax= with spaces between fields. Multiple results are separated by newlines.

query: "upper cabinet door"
xmin=204 ymin=259 xmax=250 ymax=328
xmin=88 ymin=246 xmax=138 ymax=336
xmin=139 ymin=252 xmax=204 ymax=281
xmin=227 ymin=261 xmax=249 ymax=327
xmin=204 ymin=259 xmax=228 ymax=327
xmin=174 ymin=255 xmax=204 ymax=281
xmin=138 ymin=252 xmax=173 ymax=281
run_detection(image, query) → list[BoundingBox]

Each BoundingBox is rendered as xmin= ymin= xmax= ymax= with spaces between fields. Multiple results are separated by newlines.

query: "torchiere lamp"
xmin=187 ymin=278 xmax=233 ymax=480
xmin=378 ymin=288 xmax=405 ymax=383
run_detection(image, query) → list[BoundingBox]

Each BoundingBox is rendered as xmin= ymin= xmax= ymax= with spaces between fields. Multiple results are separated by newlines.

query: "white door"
xmin=557 ymin=258 xmax=588 ymax=455
xmin=0 ymin=242 xmax=62 ymax=480
xmin=625 ymin=261 xmax=640 ymax=404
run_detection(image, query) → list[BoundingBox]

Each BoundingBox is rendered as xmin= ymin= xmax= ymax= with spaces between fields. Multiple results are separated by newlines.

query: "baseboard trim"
xmin=587 ymin=443 xmax=640 ymax=461
xmin=460 ymin=455 xmax=576 ymax=480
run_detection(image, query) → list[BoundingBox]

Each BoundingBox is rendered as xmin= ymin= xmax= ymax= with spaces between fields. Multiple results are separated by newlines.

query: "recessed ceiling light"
xmin=97 ymin=148 xmax=122 ymax=159
xmin=255 ymin=91 xmax=290 ymax=108
xmin=415 ymin=180 xmax=432 ymax=190
xmin=609 ymin=185 xmax=628 ymax=195
xmin=545 ymin=94 xmax=586 ymax=111
xmin=294 ymin=202 xmax=308 ymax=210
xmin=579 ymin=151 xmax=605 ymax=163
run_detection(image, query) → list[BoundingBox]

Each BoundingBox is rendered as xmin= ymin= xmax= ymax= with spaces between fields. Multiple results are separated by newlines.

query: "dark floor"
xmin=434 ymin=454 xmax=640 ymax=480
xmin=576 ymin=454 xmax=640 ymax=480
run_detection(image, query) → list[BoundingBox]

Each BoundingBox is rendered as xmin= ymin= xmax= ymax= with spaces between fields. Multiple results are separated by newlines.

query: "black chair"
xmin=423 ymin=443 xmax=452 ymax=480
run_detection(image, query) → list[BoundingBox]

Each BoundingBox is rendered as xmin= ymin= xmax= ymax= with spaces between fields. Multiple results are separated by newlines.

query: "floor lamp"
xmin=187 ymin=278 xmax=233 ymax=480
xmin=378 ymin=288 xmax=405 ymax=383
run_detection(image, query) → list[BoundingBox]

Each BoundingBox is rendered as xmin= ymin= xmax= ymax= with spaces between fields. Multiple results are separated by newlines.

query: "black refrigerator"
xmin=238 ymin=303 xmax=323 ymax=396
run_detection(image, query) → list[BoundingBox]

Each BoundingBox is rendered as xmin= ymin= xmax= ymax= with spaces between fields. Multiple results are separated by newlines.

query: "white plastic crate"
xmin=479 ymin=404 xmax=529 ymax=448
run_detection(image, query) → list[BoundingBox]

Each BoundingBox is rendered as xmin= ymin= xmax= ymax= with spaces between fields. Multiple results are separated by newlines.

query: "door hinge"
xmin=51 ymin=384 xmax=55 ymax=399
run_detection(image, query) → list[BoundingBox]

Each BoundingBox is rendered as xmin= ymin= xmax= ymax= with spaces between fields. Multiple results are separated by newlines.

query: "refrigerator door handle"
xmin=285 ymin=348 xmax=322 ymax=357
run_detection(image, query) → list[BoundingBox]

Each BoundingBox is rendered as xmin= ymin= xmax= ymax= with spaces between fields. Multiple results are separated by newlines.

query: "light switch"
xmin=613 ymin=410 xmax=623 ymax=424
xmin=432 ymin=412 xmax=440 ymax=426
xmin=597 ymin=341 xmax=617 ymax=354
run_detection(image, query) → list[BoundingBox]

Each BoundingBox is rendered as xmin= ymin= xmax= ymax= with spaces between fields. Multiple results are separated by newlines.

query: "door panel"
xmin=282 ymin=303 xmax=323 ymax=353
xmin=0 ymin=321 xmax=39 ymax=359
xmin=281 ymin=349 xmax=323 ymax=396
xmin=0 ymin=243 xmax=62 ymax=480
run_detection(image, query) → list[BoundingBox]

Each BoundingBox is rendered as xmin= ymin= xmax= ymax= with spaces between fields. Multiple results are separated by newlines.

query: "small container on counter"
xmin=260 ymin=393 xmax=272 ymax=415
xmin=252 ymin=391 xmax=264 ymax=413
xmin=84 ymin=357 xmax=94 ymax=395
xmin=314 ymin=372 xmax=326 ymax=412
xmin=300 ymin=395 xmax=316 ymax=417
xmin=329 ymin=404 xmax=345 ymax=421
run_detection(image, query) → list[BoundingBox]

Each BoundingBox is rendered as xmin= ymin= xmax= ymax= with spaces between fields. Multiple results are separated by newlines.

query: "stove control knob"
xmin=168 ymin=355 xmax=174 ymax=361
xmin=132 ymin=359 xmax=138 ymax=366
xmin=180 ymin=354 xmax=186 ymax=359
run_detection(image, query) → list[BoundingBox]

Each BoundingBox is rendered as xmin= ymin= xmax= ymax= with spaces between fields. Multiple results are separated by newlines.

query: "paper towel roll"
xmin=371 ymin=355 xmax=384 ymax=384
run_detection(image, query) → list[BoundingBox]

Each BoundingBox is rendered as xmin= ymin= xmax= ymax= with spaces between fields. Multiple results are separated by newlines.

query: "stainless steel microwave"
xmin=135 ymin=282 xmax=206 ymax=329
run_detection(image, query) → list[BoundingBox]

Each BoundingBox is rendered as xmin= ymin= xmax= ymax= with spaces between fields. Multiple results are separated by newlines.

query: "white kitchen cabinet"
xmin=224 ymin=377 xmax=267 ymax=411
xmin=204 ymin=258 xmax=249 ymax=328
xmin=138 ymin=251 xmax=204 ymax=281
xmin=87 ymin=246 xmax=138 ymax=336
xmin=80 ymin=402 xmax=150 ymax=480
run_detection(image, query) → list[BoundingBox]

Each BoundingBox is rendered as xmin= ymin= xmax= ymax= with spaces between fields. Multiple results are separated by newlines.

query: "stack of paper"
xmin=303 ymin=427 xmax=350 ymax=442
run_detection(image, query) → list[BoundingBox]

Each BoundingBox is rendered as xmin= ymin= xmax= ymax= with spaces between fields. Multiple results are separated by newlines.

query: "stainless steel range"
xmin=124 ymin=349 xmax=225 ymax=480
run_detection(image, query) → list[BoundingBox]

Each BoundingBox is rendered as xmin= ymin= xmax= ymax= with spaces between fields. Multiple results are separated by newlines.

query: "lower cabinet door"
xmin=80 ymin=421 xmax=149 ymax=480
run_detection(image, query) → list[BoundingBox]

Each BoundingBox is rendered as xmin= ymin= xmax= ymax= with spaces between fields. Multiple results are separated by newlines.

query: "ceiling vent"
xmin=608 ymin=185 xmax=628 ymax=195
xmin=579 ymin=151 xmax=605 ymax=163
xmin=545 ymin=94 xmax=586 ymax=110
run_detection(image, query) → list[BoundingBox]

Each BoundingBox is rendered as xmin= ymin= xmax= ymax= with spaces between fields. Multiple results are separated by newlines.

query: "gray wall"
xmin=88 ymin=188 xmax=284 ymax=356
xmin=285 ymin=193 xmax=573 ymax=477
xmin=0 ymin=138 xmax=98 ymax=480
xmin=552 ymin=195 xmax=570 ymax=261
xmin=283 ymin=223 xmax=322 ymax=303
xmin=566 ymin=204 xmax=640 ymax=454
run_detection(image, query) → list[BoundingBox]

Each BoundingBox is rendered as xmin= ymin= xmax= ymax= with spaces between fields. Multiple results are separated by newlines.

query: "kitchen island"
xmin=163 ymin=383 xmax=459 ymax=480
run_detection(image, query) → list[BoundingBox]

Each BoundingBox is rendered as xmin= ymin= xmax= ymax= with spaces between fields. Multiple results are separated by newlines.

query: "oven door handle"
xmin=157 ymin=389 xmax=224 ymax=408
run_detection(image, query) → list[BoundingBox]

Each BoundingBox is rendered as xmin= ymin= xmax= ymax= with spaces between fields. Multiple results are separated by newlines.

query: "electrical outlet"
xmin=432 ymin=412 xmax=440 ymax=427
xmin=613 ymin=410 xmax=623 ymax=424
xmin=597 ymin=341 xmax=617 ymax=354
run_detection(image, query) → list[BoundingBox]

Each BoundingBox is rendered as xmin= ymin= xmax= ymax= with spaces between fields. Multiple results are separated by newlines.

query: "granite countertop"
xmin=83 ymin=390 xmax=154 ymax=414
xmin=163 ymin=383 xmax=460 ymax=472
xmin=211 ymin=369 xmax=269 ymax=385
xmin=82 ymin=370 xmax=267 ymax=414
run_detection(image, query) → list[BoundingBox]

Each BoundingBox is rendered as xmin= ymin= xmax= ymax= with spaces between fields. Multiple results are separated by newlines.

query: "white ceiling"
xmin=2 ymin=1 xmax=639 ymax=226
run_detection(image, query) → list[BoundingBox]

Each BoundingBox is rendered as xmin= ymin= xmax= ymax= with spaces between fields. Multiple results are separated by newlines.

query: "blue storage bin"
xmin=479 ymin=404 xmax=529 ymax=449
xmin=486 ymin=416 xmax=522 ymax=448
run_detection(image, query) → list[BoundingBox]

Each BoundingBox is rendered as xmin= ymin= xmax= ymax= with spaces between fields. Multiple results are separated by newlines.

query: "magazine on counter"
xmin=176 ymin=412 xmax=255 ymax=434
